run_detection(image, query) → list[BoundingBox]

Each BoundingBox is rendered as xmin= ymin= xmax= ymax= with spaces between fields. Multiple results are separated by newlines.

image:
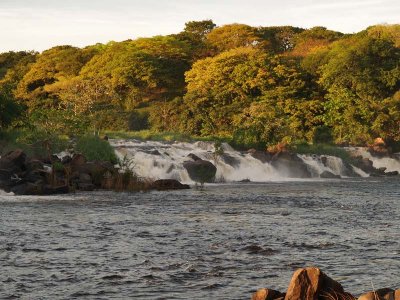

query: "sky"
xmin=0 ymin=0 xmax=399 ymax=52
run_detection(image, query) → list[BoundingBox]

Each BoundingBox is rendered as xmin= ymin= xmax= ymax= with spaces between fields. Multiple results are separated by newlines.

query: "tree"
xmin=318 ymin=34 xmax=400 ymax=144
xmin=206 ymin=24 xmax=263 ymax=53
xmin=15 ymin=46 xmax=96 ymax=110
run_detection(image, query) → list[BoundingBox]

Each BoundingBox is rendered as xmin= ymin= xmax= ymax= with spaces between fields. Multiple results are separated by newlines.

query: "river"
xmin=1 ymin=178 xmax=399 ymax=299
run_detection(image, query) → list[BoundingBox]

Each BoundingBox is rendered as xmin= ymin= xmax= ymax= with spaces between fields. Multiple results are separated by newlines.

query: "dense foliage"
xmin=0 ymin=22 xmax=399 ymax=149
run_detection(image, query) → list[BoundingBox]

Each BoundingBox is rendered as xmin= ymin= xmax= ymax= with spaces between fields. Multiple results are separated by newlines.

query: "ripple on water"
xmin=0 ymin=179 xmax=399 ymax=299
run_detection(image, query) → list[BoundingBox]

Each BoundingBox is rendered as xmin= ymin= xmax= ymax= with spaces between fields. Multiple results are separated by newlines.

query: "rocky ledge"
xmin=251 ymin=267 xmax=399 ymax=300
xmin=0 ymin=149 xmax=189 ymax=195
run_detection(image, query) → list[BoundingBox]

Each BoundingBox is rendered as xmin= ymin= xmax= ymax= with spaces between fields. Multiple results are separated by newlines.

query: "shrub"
xmin=75 ymin=135 xmax=118 ymax=164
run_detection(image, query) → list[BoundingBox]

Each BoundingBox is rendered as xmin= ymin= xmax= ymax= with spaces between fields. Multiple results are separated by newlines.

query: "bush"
xmin=313 ymin=126 xmax=333 ymax=144
xmin=75 ymin=135 xmax=118 ymax=164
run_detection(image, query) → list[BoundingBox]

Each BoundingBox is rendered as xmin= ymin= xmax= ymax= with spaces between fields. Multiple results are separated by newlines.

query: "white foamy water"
xmin=110 ymin=140 xmax=359 ymax=182
xmin=348 ymin=147 xmax=400 ymax=173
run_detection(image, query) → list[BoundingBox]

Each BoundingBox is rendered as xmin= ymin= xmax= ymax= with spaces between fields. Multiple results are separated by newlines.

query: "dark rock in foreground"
xmin=251 ymin=267 xmax=400 ymax=300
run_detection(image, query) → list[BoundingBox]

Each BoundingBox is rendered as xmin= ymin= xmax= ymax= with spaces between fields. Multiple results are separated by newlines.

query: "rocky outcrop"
xmin=320 ymin=171 xmax=341 ymax=179
xmin=250 ymin=268 xmax=400 ymax=300
xmin=358 ymin=288 xmax=396 ymax=300
xmin=271 ymin=152 xmax=311 ymax=178
xmin=150 ymin=179 xmax=190 ymax=190
xmin=183 ymin=156 xmax=217 ymax=183
xmin=251 ymin=288 xmax=285 ymax=300
xmin=285 ymin=267 xmax=349 ymax=300
xmin=248 ymin=149 xmax=272 ymax=163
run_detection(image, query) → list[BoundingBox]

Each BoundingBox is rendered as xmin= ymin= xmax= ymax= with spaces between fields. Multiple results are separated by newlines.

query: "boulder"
xmin=248 ymin=149 xmax=272 ymax=163
xmin=77 ymin=182 xmax=95 ymax=191
xmin=320 ymin=171 xmax=341 ymax=179
xmin=11 ymin=182 xmax=43 ymax=195
xmin=252 ymin=288 xmax=285 ymax=300
xmin=151 ymin=179 xmax=190 ymax=191
xmin=79 ymin=173 xmax=92 ymax=184
xmin=71 ymin=154 xmax=87 ymax=168
xmin=220 ymin=153 xmax=241 ymax=167
xmin=0 ymin=149 xmax=26 ymax=170
xmin=358 ymin=288 xmax=394 ymax=300
xmin=25 ymin=159 xmax=44 ymax=172
xmin=183 ymin=159 xmax=217 ymax=183
xmin=271 ymin=152 xmax=311 ymax=178
xmin=74 ymin=161 xmax=116 ymax=186
xmin=285 ymin=267 xmax=352 ymax=300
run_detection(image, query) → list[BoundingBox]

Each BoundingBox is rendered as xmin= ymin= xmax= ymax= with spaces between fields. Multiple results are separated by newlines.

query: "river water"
xmin=0 ymin=178 xmax=399 ymax=299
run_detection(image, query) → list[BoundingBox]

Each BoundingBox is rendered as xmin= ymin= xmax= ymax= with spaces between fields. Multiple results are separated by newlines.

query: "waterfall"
xmin=348 ymin=147 xmax=400 ymax=173
xmin=110 ymin=140 xmax=361 ymax=183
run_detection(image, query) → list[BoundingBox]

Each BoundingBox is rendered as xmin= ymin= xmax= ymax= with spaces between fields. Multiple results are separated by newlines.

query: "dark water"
xmin=0 ymin=178 xmax=399 ymax=299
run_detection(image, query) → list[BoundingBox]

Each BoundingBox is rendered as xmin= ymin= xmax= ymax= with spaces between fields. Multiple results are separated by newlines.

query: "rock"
xmin=320 ymin=156 xmax=328 ymax=166
xmin=25 ymin=159 xmax=44 ymax=172
xmin=79 ymin=173 xmax=92 ymax=184
xmin=320 ymin=171 xmax=341 ymax=179
xmin=0 ymin=169 xmax=12 ymax=181
xmin=248 ymin=149 xmax=272 ymax=163
xmin=77 ymin=182 xmax=95 ymax=191
xmin=61 ymin=155 xmax=72 ymax=165
xmin=385 ymin=171 xmax=399 ymax=176
xmin=24 ymin=171 xmax=45 ymax=183
xmin=151 ymin=179 xmax=190 ymax=190
xmin=183 ymin=159 xmax=217 ymax=183
xmin=0 ymin=149 xmax=26 ymax=169
xmin=187 ymin=153 xmax=202 ymax=161
xmin=285 ymin=267 xmax=351 ymax=300
xmin=42 ymin=185 xmax=69 ymax=195
xmin=75 ymin=161 xmax=116 ymax=186
xmin=71 ymin=154 xmax=87 ymax=168
xmin=271 ymin=152 xmax=311 ymax=178
xmin=220 ymin=153 xmax=241 ymax=167
xmin=11 ymin=182 xmax=42 ymax=195
xmin=395 ymin=289 xmax=400 ymax=300
xmin=358 ymin=288 xmax=394 ymax=300
xmin=252 ymin=288 xmax=285 ymax=300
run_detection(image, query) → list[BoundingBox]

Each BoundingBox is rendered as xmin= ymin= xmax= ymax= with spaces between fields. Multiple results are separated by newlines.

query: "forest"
xmin=0 ymin=21 xmax=399 ymax=150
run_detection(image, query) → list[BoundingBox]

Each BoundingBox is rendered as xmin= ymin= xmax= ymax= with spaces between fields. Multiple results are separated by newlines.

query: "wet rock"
xmin=11 ymin=182 xmax=43 ymax=195
xmin=187 ymin=153 xmax=202 ymax=161
xmin=248 ymin=149 xmax=272 ymax=163
xmin=220 ymin=153 xmax=241 ymax=167
xmin=77 ymin=182 xmax=95 ymax=191
xmin=242 ymin=244 xmax=276 ymax=255
xmin=271 ymin=152 xmax=311 ymax=178
xmin=358 ymin=288 xmax=394 ymax=300
xmin=385 ymin=171 xmax=399 ymax=176
xmin=183 ymin=159 xmax=217 ymax=183
xmin=285 ymin=267 xmax=350 ymax=300
xmin=151 ymin=179 xmax=190 ymax=190
xmin=251 ymin=288 xmax=285 ymax=300
xmin=320 ymin=171 xmax=341 ymax=179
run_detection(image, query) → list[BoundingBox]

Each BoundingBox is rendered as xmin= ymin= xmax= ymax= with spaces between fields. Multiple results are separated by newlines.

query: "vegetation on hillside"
xmin=0 ymin=21 xmax=399 ymax=150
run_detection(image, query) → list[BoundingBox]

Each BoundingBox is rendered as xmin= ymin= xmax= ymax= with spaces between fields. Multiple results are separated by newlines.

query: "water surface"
xmin=0 ymin=178 xmax=399 ymax=299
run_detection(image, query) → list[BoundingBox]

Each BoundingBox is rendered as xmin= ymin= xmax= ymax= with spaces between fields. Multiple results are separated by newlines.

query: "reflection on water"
xmin=0 ymin=178 xmax=399 ymax=299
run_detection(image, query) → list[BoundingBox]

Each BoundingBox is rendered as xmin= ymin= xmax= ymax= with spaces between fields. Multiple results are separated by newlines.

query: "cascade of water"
xmin=348 ymin=147 xmax=400 ymax=173
xmin=111 ymin=139 xmax=286 ymax=183
xmin=111 ymin=139 xmax=367 ymax=182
